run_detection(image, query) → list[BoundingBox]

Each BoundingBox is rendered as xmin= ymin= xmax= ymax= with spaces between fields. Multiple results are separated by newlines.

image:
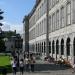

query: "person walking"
xmin=11 ymin=58 xmax=17 ymax=75
xmin=72 ymin=64 xmax=75 ymax=73
xmin=30 ymin=56 xmax=35 ymax=72
xmin=19 ymin=59 xmax=24 ymax=75
xmin=25 ymin=57 xmax=29 ymax=72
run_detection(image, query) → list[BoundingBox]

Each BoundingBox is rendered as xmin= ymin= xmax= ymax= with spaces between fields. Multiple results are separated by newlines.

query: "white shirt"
xmin=11 ymin=61 xmax=16 ymax=67
xmin=25 ymin=58 xmax=28 ymax=64
xmin=20 ymin=61 xmax=24 ymax=67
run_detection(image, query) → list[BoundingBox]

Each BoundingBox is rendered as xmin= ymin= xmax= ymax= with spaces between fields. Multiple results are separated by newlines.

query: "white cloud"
xmin=1 ymin=21 xmax=23 ymax=34
xmin=10 ymin=24 xmax=23 ymax=34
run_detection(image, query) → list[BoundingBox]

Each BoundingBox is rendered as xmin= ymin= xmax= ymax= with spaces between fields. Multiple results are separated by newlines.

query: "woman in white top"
xmin=19 ymin=59 xmax=24 ymax=75
xmin=11 ymin=58 xmax=17 ymax=75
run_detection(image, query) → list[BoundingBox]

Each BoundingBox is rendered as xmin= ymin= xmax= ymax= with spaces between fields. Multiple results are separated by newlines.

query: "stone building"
xmin=23 ymin=0 xmax=75 ymax=66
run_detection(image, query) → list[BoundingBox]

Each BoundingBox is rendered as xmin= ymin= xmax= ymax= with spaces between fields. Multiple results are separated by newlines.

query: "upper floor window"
xmin=61 ymin=7 xmax=65 ymax=28
xmin=52 ymin=13 xmax=55 ymax=31
xmin=56 ymin=10 xmax=59 ymax=30
xmin=66 ymin=2 xmax=71 ymax=25
xmin=52 ymin=0 xmax=55 ymax=7
xmin=56 ymin=0 xmax=59 ymax=3
xmin=49 ymin=16 xmax=51 ymax=32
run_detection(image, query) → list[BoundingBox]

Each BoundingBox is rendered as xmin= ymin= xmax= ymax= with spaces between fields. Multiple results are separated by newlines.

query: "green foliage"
xmin=4 ymin=31 xmax=16 ymax=38
xmin=0 ymin=39 xmax=6 ymax=52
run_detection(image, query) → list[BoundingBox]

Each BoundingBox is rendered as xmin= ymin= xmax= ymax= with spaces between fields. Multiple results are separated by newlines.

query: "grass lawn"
xmin=0 ymin=55 xmax=12 ymax=74
xmin=0 ymin=55 xmax=11 ymax=66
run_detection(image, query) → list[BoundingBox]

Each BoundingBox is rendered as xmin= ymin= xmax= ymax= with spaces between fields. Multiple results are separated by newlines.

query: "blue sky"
xmin=0 ymin=0 xmax=35 ymax=33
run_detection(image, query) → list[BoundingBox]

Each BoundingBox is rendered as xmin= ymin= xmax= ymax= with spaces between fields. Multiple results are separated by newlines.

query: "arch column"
xmin=64 ymin=40 xmax=67 ymax=59
xmin=55 ymin=42 xmax=57 ymax=60
xmin=59 ymin=41 xmax=61 ymax=59
xmin=70 ymin=40 xmax=74 ymax=65
xmin=51 ymin=41 xmax=53 ymax=57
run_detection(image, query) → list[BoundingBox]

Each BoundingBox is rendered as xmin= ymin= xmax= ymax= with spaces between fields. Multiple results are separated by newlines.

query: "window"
xmin=61 ymin=7 xmax=65 ymax=28
xmin=66 ymin=2 xmax=71 ymax=25
xmin=52 ymin=13 xmax=55 ymax=31
xmin=52 ymin=40 xmax=55 ymax=54
xmin=56 ymin=0 xmax=59 ymax=3
xmin=49 ymin=16 xmax=51 ymax=32
xmin=49 ymin=0 xmax=51 ymax=10
xmin=56 ymin=10 xmax=59 ymax=30
xmin=52 ymin=0 xmax=55 ymax=7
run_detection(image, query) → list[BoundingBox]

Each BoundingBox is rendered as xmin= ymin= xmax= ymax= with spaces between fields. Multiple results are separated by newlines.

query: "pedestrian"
xmin=72 ymin=64 xmax=75 ymax=73
xmin=25 ymin=57 xmax=29 ymax=72
xmin=11 ymin=58 xmax=17 ymax=75
xmin=19 ymin=59 xmax=24 ymax=75
xmin=30 ymin=56 xmax=35 ymax=72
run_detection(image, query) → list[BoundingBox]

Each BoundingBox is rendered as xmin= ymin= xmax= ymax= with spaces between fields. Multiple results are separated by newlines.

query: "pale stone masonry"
xmin=23 ymin=0 xmax=75 ymax=66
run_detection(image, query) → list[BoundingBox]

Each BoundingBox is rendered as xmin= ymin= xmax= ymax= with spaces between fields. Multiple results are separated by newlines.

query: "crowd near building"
xmin=23 ymin=0 xmax=75 ymax=66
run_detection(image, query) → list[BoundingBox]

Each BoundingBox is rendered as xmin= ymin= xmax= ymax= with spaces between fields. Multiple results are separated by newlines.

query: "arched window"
xmin=73 ymin=38 xmax=75 ymax=56
xmin=52 ymin=40 xmax=55 ymax=54
xmin=66 ymin=38 xmax=70 ymax=56
xmin=61 ymin=39 xmax=64 ymax=55
xmin=42 ymin=43 xmax=43 ymax=53
xmin=38 ymin=43 xmax=39 ymax=52
xmin=56 ymin=40 xmax=59 ymax=54
xmin=40 ymin=43 xmax=41 ymax=53
xmin=36 ymin=44 xmax=37 ymax=52
xmin=49 ymin=41 xmax=51 ymax=53
xmin=44 ymin=42 xmax=45 ymax=53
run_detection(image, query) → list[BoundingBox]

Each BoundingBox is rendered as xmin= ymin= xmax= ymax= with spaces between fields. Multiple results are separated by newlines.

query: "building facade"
xmin=4 ymin=34 xmax=23 ymax=53
xmin=23 ymin=0 xmax=75 ymax=66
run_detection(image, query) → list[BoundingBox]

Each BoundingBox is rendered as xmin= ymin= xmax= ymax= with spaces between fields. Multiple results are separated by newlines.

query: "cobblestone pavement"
xmin=7 ymin=69 xmax=75 ymax=75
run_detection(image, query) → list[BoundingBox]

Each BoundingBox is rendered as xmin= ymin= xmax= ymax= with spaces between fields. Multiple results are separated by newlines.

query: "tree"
xmin=0 ymin=9 xmax=5 ymax=52
xmin=0 ymin=39 xmax=6 ymax=52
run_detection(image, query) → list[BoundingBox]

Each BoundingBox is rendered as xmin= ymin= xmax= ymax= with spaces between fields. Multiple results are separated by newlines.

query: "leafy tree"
xmin=0 ymin=39 xmax=6 ymax=52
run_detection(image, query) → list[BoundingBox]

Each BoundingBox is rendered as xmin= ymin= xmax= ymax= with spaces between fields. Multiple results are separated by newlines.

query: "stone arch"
xmin=56 ymin=39 xmax=59 ymax=60
xmin=66 ymin=37 xmax=70 ymax=58
xmin=36 ymin=44 xmax=37 ymax=52
xmin=49 ymin=41 xmax=51 ymax=53
xmin=40 ymin=43 xmax=41 ymax=53
xmin=38 ymin=43 xmax=39 ymax=52
xmin=73 ymin=38 xmax=75 ymax=56
xmin=42 ymin=42 xmax=43 ymax=53
xmin=61 ymin=39 xmax=64 ymax=55
xmin=52 ymin=40 xmax=55 ymax=54
xmin=56 ymin=39 xmax=59 ymax=55
xmin=44 ymin=42 xmax=46 ymax=54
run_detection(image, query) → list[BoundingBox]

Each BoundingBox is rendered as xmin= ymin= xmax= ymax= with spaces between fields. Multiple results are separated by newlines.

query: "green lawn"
xmin=0 ymin=55 xmax=11 ymax=66
xmin=0 ymin=55 xmax=12 ymax=74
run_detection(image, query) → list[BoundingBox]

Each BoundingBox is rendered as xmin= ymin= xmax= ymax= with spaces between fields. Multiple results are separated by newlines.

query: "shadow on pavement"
xmin=33 ymin=64 xmax=71 ymax=71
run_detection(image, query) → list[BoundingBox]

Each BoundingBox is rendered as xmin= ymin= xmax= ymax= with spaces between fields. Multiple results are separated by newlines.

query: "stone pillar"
xmin=51 ymin=41 xmax=53 ymax=57
xmin=55 ymin=41 xmax=57 ymax=60
xmin=64 ymin=40 xmax=67 ymax=59
xmin=70 ymin=40 xmax=74 ymax=66
xmin=59 ymin=41 xmax=61 ymax=58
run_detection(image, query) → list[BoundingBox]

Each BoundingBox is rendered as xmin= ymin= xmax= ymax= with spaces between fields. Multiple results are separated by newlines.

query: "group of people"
xmin=11 ymin=54 xmax=35 ymax=75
